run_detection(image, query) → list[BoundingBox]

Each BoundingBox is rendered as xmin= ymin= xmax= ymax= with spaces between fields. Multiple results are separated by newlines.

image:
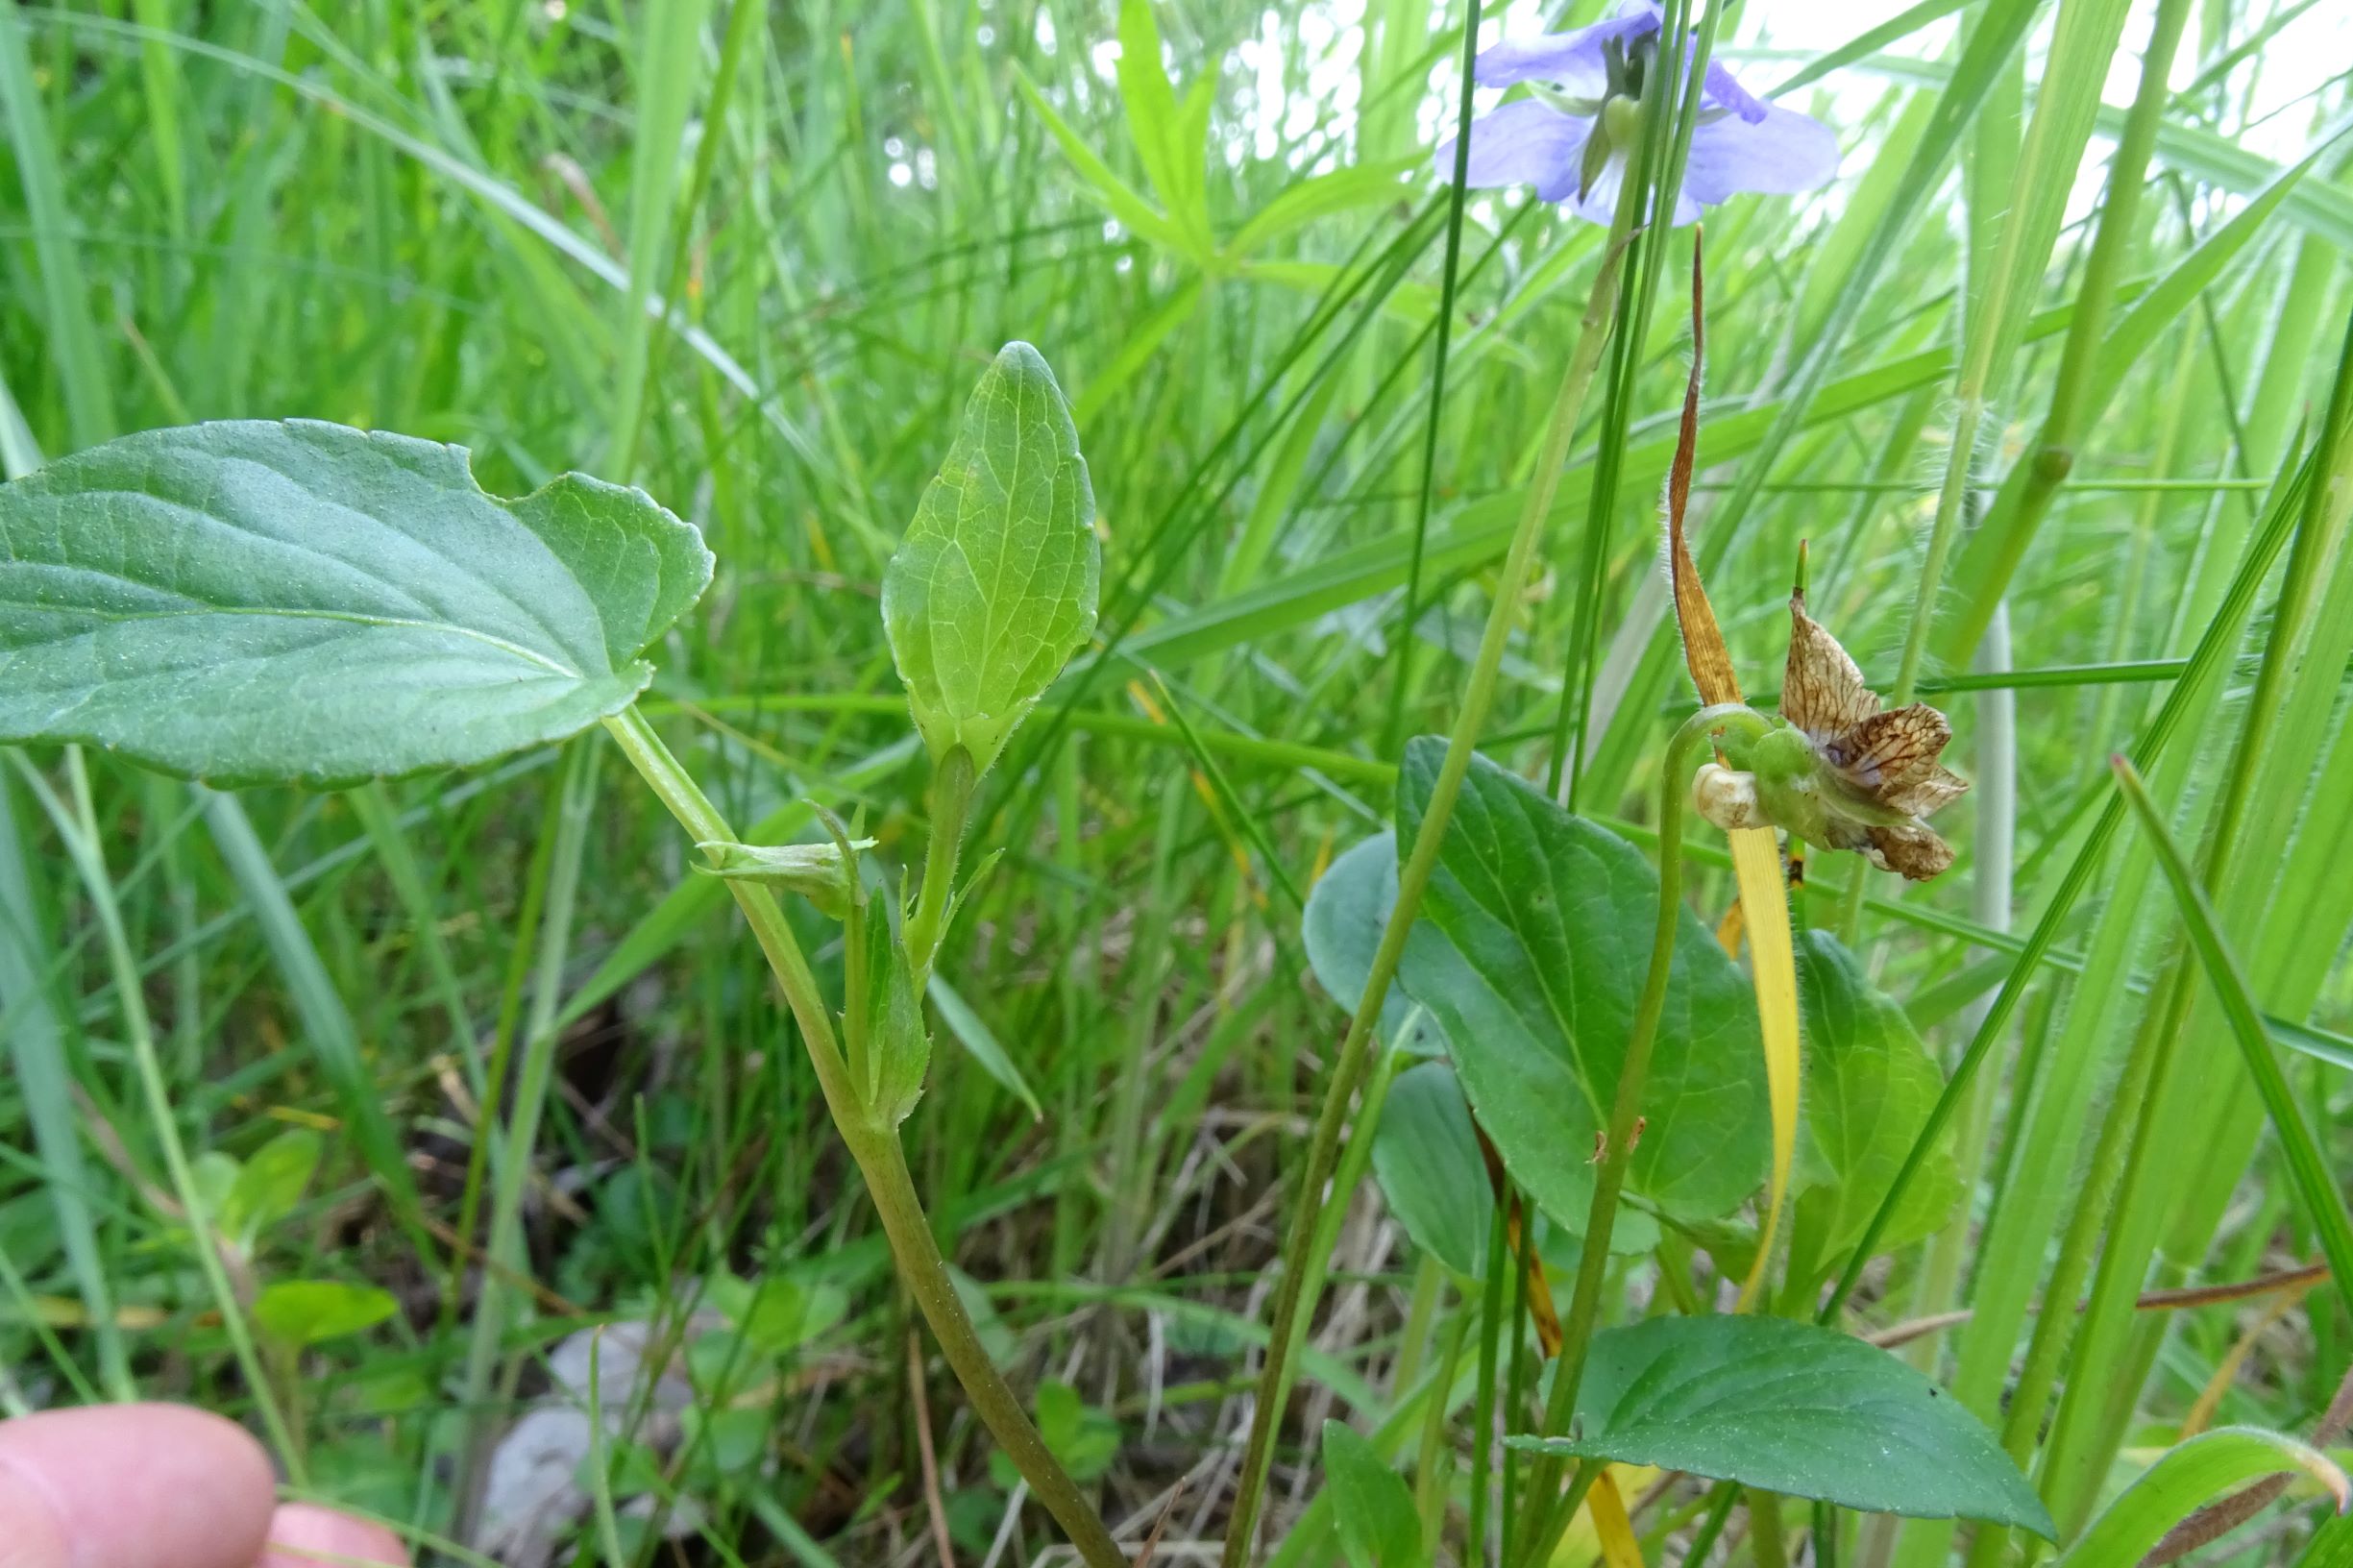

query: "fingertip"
xmin=262 ymin=1503 xmax=410 ymax=1568
xmin=0 ymin=1404 xmax=277 ymax=1568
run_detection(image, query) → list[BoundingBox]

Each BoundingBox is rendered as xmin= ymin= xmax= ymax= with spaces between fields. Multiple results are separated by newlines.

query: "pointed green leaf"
xmin=1507 ymin=1315 xmax=2052 ymax=1535
xmin=861 ymin=916 xmax=929 ymax=1127
xmin=1228 ymin=158 xmax=1419 ymax=257
xmin=219 ymin=1128 xmax=322 ymax=1250
xmin=1322 ymin=1420 xmax=1423 ymax=1568
xmin=694 ymin=837 xmax=869 ymax=918
xmin=1393 ymin=741 xmax=1769 ymax=1228
xmin=1012 ymin=68 xmax=1189 ymax=254
xmin=1790 ymin=931 xmax=1962 ymax=1283
xmin=1116 ymin=0 xmax=1213 ymax=257
xmin=0 ymin=420 xmax=711 ymax=785
xmin=927 ymin=973 xmax=1044 ymax=1121
xmin=2053 ymin=1428 xmax=2347 ymax=1565
xmin=253 ymin=1279 xmax=399 ymax=1346
xmin=882 ymin=343 xmax=1099 ymax=774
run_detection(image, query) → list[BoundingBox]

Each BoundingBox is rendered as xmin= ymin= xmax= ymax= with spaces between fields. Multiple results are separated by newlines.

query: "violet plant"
xmin=4 ymin=2 xmax=2350 ymax=1565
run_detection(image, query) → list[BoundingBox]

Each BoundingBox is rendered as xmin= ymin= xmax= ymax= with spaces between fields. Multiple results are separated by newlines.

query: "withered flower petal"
xmin=1781 ymin=589 xmax=1968 ymax=881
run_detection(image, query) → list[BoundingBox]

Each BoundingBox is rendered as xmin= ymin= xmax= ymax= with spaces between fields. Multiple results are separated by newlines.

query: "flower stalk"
xmin=1216 ymin=151 xmax=1650 ymax=1568
xmin=1511 ymin=701 xmax=1771 ymax=1568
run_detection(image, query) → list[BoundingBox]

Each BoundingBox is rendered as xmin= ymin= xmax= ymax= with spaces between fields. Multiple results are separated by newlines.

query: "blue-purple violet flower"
xmin=1435 ymin=2 xmax=1838 ymax=224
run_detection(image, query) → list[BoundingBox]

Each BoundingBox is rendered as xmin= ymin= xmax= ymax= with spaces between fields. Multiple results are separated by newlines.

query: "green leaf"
xmin=1788 ymin=932 xmax=1962 ymax=1283
xmin=1322 ymin=1420 xmax=1423 ymax=1568
xmin=1300 ymin=831 xmax=1441 ymax=1054
xmin=927 ymin=973 xmax=1045 ymax=1121
xmin=219 ymin=1128 xmax=322 ymax=1250
xmin=252 ymin=1278 xmax=399 ymax=1346
xmin=678 ymin=1405 xmax=771 ymax=1478
xmin=1370 ymin=1060 xmax=1492 ymax=1280
xmin=1393 ymin=741 xmax=1769 ymax=1228
xmin=860 ymin=914 xmax=930 ymax=1128
xmin=2052 ymin=1427 xmax=2348 ymax=1565
xmin=1012 ymin=68 xmax=1189 ymax=255
xmin=705 ymin=1272 xmax=849 ymax=1358
xmin=1507 ymin=1315 xmax=2052 ymax=1536
xmin=1116 ymin=0 xmax=1213 ymax=258
xmin=993 ymin=1379 xmax=1119 ymax=1489
xmin=1228 ymin=158 xmax=1419 ymax=257
xmin=0 ymin=420 xmax=711 ymax=785
xmin=881 ymin=343 xmax=1099 ymax=775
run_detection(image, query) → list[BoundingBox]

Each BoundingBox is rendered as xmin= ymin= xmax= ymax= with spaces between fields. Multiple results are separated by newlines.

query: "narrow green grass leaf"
xmin=2053 ymin=1427 xmax=2347 ymax=1566
xmin=203 ymin=791 xmax=430 ymax=1260
xmin=1012 ymin=66 xmax=1188 ymax=253
xmin=0 ymin=7 xmax=117 ymax=448
xmin=926 ymin=974 xmax=1044 ymax=1122
xmin=2110 ymin=754 xmax=2353 ymax=1318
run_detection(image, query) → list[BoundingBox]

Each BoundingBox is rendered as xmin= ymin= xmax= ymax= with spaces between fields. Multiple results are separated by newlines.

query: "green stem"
xmin=601 ymin=708 xmax=1124 ymax=1568
xmin=455 ymin=737 xmax=600 ymax=1532
xmin=1511 ymin=703 xmax=1768 ymax=1568
xmin=903 ymin=745 xmax=974 ymax=982
xmin=1467 ymin=1190 xmax=1510 ymax=1563
xmin=1218 ymin=171 xmax=1646 ymax=1568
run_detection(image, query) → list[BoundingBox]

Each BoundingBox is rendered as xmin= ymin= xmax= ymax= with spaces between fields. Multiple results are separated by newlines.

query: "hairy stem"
xmin=602 ymin=707 xmax=1124 ymax=1568
xmin=1218 ymin=173 xmax=1646 ymax=1568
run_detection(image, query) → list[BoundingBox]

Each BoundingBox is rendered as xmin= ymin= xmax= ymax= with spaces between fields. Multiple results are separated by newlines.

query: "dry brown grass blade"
xmin=1475 ymin=1122 xmax=1564 ymax=1357
xmin=1130 ymin=1477 xmax=1189 ymax=1568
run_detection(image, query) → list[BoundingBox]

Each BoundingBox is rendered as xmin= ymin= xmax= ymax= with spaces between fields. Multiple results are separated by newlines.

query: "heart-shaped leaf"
xmin=1509 ymin=1315 xmax=2052 ymax=1536
xmin=882 ymin=342 xmax=1099 ymax=775
xmin=0 ymin=420 xmax=711 ymax=786
xmin=1395 ymin=740 xmax=1769 ymax=1228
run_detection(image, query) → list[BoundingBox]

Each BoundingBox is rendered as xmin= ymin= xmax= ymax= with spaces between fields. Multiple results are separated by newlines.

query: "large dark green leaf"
xmin=1394 ymin=741 xmax=1768 ymax=1228
xmin=1789 ymin=931 xmax=1963 ymax=1287
xmin=0 ymin=420 xmax=711 ymax=785
xmin=1510 ymin=1315 xmax=2052 ymax=1535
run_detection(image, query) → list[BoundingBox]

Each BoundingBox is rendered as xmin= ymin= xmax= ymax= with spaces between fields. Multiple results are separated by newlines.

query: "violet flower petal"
xmin=1472 ymin=9 xmax=1656 ymax=95
xmin=1702 ymin=60 xmax=1770 ymax=124
xmin=1435 ymin=99 xmax=1592 ymax=197
xmin=1682 ymin=103 xmax=1841 ymax=204
xmin=1569 ymin=152 xmax=1703 ymax=226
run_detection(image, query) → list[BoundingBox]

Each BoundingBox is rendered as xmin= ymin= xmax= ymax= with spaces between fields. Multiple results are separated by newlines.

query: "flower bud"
xmin=1692 ymin=762 xmax=1771 ymax=832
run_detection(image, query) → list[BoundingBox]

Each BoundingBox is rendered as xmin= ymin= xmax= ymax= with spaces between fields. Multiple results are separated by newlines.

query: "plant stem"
xmin=903 ymin=744 xmax=974 ymax=982
xmin=1218 ymin=175 xmax=1646 ymax=1568
xmin=1511 ymin=702 xmax=1768 ymax=1568
xmin=601 ymin=707 xmax=1125 ymax=1568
